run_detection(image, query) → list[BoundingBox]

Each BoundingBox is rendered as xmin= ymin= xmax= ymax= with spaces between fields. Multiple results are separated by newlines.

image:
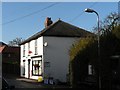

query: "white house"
xmin=20 ymin=17 xmax=92 ymax=83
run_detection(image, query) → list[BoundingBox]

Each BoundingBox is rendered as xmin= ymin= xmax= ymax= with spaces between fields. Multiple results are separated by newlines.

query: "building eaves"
xmin=20 ymin=19 xmax=94 ymax=45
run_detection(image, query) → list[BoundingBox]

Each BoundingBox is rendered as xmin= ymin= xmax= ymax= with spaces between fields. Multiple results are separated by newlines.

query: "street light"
xmin=84 ymin=8 xmax=101 ymax=90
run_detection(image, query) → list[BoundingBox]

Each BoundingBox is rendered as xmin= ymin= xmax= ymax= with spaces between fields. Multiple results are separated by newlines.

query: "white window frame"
xmin=35 ymin=40 xmax=38 ymax=55
xmin=23 ymin=45 xmax=25 ymax=57
xmin=32 ymin=60 xmax=42 ymax=76
xmin=88 ymin=64 xmax=95 ymax=75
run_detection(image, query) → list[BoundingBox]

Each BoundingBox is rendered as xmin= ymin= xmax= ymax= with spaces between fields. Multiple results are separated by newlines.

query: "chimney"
xmin=44 ymin=17 xmax=53 ymax=27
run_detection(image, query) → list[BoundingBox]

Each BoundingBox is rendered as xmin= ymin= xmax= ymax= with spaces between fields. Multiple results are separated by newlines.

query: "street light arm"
xmin=84 ymin=8 xmax=95 ymax=13
xmin=84 ymin=8 xmax=99 ymax=19
xmin=85 ymin=8 xmax=100 ymax=35
xmin=94 ymin=11 xmax=99 ymax=17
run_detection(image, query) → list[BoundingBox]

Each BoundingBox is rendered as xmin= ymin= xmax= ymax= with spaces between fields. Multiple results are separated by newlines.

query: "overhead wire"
xmin=69 ymin=2 xmax=98 ymax=23
xmin=1 ymin=2 xmax=59 ymax=25
xmin=2 ymin=3 xmax=42 ymax=19
xmin=2 ymin=2 xmax=98 ymax=25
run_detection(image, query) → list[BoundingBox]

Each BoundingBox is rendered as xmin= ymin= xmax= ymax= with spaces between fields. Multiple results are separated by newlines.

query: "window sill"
xmin=32 ymin=74 xmax=42 ymax=76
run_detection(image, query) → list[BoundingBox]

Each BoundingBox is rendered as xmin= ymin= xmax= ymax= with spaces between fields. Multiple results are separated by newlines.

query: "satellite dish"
xmin=44 ymin=42 xmax=48 ymax=47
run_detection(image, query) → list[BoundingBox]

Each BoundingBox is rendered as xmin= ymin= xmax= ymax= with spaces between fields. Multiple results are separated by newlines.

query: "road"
xmin=6 ymin=78 xmax=42 ymax=88
xmin=3 ymin=74 xmax=69 ymax=89
xmin=4 ymin=74 xmax=43 ymax=89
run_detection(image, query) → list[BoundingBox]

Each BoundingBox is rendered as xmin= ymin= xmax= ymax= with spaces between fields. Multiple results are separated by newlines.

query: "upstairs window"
xmin=28 ymin=42 xmax=30 ymax=51
xmin=35 ymin=40 xmax=38 ymax=55
xmin=28 ymin=42 xmax=30 ymax=56
xmin=23 ymin=45 xmax=25 ymax=57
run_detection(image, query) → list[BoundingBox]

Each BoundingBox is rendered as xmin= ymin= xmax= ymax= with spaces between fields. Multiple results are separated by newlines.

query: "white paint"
xmin=20 ymin=36 xmax=79 ymax=82
xmin=44 ymin=42 xmax=48 ymax=47
xmin=20 ymin=37 xmax=44 ymax=79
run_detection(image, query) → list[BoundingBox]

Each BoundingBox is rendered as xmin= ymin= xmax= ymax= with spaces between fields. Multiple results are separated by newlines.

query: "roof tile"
xmin=20 ymin=20 xmax=93 ymax=45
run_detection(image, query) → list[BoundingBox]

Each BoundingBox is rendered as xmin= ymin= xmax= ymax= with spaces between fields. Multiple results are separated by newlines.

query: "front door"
xmin=28 ymin=59 xmax=30 ymax=78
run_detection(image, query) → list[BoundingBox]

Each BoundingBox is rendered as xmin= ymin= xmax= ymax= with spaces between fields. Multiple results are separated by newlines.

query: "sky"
xmin=1 ymin=1 xmax=119 ymax=44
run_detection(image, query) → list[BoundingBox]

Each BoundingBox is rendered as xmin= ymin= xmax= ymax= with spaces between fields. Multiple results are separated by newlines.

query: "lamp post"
xmin=84 ymin=8 xmax=101 ymax=90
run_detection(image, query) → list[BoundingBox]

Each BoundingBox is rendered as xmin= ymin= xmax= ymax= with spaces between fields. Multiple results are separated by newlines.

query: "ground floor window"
xmin=88 ymin=64 xmax=95 ymax=75
xmin=32 ymin=60 xmax=42 ymax=76
xmin=23 ymin=60 xmax=25 ymax=75
xmin=44 ymin=62 xmax=50 ymax=67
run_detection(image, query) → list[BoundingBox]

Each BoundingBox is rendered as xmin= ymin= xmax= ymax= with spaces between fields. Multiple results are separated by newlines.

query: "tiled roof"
xmin=20 ymin=20 xmax=93 ymax=45
xmin=0 ymin=45 xmax=5 ymax=53
xmin=0 ymin=42 xmax=6 ymax=53
xmin=0 ymin=42 xmax=6 ymax=46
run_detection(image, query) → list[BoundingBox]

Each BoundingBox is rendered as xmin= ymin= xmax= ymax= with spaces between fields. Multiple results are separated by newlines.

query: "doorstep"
xmin=16 ymin=77 xmax=41 ymax=84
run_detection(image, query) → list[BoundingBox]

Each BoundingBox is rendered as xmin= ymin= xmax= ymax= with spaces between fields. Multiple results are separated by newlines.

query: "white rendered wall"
xmin=20 ymin=37 xmax=44 ymax=79
xmin=43 ymin=36 xmax=79 ymax=82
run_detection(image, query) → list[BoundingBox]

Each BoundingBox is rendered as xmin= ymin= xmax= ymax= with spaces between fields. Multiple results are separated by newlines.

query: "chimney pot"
xmin=44 ymin=17 xmax=53 ymax=27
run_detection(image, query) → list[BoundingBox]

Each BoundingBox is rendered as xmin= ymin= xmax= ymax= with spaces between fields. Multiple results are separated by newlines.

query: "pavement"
xmin=3 ymin=73 xmax=70 ymax=88
xmin=17 ymin=77 xmax=70 ymax=88
xmin=3 ymin=73 xmax=44 ymax=85
xmin=16 ymin=78 xmax=39 ymax=83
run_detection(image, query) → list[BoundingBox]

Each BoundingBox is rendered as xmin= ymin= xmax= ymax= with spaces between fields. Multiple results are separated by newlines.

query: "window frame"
xmin=23 ymin=45 xmax=25 ymax=57
xmin=28 ymin=42 xmax=30 ymax=56
xmin=88 ymin=64 xmax=95 ymax=75
xmin=35 ymin=40 xmax=38 ymax=55
xmin=32 ymin=60 xmax=42 ymax=76
xmin=44 ymin=62 xmax=50 ymax=67
xmin=23 ymin=60 xmax=25 ymax=75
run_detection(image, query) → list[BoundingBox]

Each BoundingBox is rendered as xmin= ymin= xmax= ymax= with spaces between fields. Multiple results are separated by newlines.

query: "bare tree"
xmin=8 ymin=37 xmax=24 ymax=46
xmin=92 ymin=12 xmax=119 ymax=35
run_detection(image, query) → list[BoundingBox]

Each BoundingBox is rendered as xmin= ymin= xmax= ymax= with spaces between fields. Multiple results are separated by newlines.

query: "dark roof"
xmin=0 ymin=42 xmax=7 ymax=46
xmin=20 ymin=20 xmax=93 ymax=45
